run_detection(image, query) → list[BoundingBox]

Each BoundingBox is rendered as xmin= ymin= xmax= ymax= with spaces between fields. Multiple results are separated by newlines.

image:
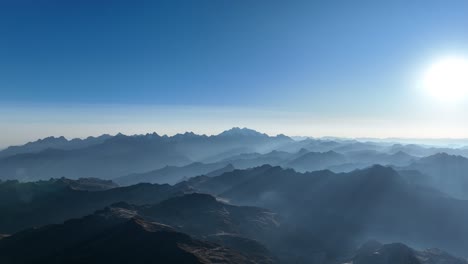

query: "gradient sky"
xmin=1 ymin=0 xmax=468 ymax=147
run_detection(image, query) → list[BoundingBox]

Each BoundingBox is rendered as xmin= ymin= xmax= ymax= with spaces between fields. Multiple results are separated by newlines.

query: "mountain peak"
xmin=218 ymin=127 xmax=266 ymax=137
xmin=38 ymin=136 xmax=67 ymax=143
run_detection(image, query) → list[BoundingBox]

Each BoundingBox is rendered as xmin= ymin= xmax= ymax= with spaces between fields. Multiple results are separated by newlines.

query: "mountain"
xmin=277 ymin=138 xmax=385 ymax=154
xmin=218 ymin=127 xmax=269 ymax=137
xmin=0 ymin=128 xmax=292 ymax=181
xmin=344 ymin=150 xmax=415 ymax=166
xmin=0 ymin=134 xmax=112 ymax=159
xmin=115 ymin=162 xmax=235 ymax=186
xmin=205 ymin=163 xmax=236 ymax=177
xmin=286 ymin=150 xmax=347 ymax=172
xmin=216 ymin=149 xmax=415 ymax=173
xmin=326 ymin=150 xmax=417 ymax=173
xmin=347 ymin=240 xmax=468 ymax=264
xmin=119 ymin=193 xmax=279 ymax=240
xmin=185 ymin=165 xmax=468 ymax=259
xmin=0 ymin=135 xmax=192 ymax=180
xmin=109 ymin=193 xmax=279 ymax=263
xmin=403 ymin=153 xmax=468 ymax=199
xmin=183 ymin=165 xmax=278 ymax=196
xmin=0 ymin=206 xmax=263 ymax=264
xmin=167 ymin=128 xmax=293 ymax=161
xmin=0 ymin=179 xmax=191 ymax=234
xmin=218 ymin=150 xmax=294 ymax=169
xmin=55 ymin=177 xmax=118 ymax=191
xmin=385 ymin=144 xmax=468 ymax=158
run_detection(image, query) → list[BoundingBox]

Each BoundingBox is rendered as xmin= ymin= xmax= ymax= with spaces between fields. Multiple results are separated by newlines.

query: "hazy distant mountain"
xmin=279 ymin=138 xmax=468 ymax=159
xmin=277 ymin=138 xmax=384 ymax=154
xmin=166 ymin=128 xmax=293 ymax=161
xmin=218 ymin=127 xmax=269 ymax=137
xmin=344 ymin=150 xmax=415 ymax=166
xmin=115 ymin=162 xmax=235 ymax=186
xmin=0 ymin=206 xmax=262 ymax=264
xmin=0 ymin=135 xmax=192 ymax=180
xmin=204 ymin=163 xmax=236 ymax=177
xmin=0 ymin=179 xmax=191 ymax=234
xmin=219 ymin=150 xmax=296 ymax=169
xmin=286 ymin=150 xmax=347 ymax=172
xmin=204 ymin=148 xmax=416 ymax=174
xmin=347 ymin=240 xmax=468 ymax=264
xmin=325 ymin=150 xmax=417 ymax=173
xmin=0 ymin=134 xmax=112 ymax=159
xmin=386 ymin=144 xmax=468 ymax=158
xmin=185 ymin=165 xmax=468 ymax=258
xmin=403 ymin=153 xmax=468 ymax=199
xmin=0 ymin=128 xmax=292 ymax=181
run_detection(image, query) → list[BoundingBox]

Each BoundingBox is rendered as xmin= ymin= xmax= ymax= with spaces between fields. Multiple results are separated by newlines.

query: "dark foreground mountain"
xmin=346 ymin=240 xmax=468 ymax=264
xmin=114 ymin=193 xmax=279 ymax=240
xmin=184 ymin=165 xmax=468 ymax=259
xmin=0 ymin=179 xmax=191 ymax=234
xmin=109 ymin=193 xmax=279 ymax=263
xmin=55 ymin=177 xmax=118 ymax=191
xmin=0 ymin=206 xmax=264 ymax=264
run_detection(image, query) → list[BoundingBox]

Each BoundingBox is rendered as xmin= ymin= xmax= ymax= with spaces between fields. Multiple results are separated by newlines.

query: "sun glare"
xmin=421 ymin=56 xmax=468 ymax=103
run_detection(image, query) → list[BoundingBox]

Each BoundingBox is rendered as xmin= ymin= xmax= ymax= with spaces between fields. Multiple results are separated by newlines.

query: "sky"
xmin=1 ymin=0 xmax=468 ymax=147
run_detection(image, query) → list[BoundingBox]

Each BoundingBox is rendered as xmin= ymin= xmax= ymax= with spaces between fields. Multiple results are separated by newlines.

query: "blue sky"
xmin=1 ymin=0 xmax=468 ymax=146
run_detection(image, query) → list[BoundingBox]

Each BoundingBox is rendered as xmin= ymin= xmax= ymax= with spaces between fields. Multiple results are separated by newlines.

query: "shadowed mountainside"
xmin=0 ymin=179 xmax=191 ymax=234
xmin=184 ymin=165 xmax=468 ymax=259
xmin=403 ymin=153 xmax=468 ymax=199
xmin=0 ymin=206 xmax=266 ymax=264
xmin=116 ymin=193 xmax=279 ymax=240
xmin=345 ymin=240 xmax=468 ymax=264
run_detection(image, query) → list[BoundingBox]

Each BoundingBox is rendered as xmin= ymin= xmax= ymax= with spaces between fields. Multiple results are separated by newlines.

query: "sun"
xmin=421 ymin=56 xmax=468 ymax=103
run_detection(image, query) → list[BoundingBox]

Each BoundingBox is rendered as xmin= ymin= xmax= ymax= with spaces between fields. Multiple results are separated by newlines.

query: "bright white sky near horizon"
xmin=1 ymin=1 xmax=468 ymax=148
xmin=2 ymin=103 xmax=468 ymax=148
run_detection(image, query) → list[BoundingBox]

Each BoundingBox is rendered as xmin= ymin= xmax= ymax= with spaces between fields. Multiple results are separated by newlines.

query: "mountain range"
xmin=2 ymin=128 xmax=468 ymax=263
xmin=2 ymin=128 xmax=468 ymax=185
xmin=184 ymin=165 xmax=468 ymax=259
